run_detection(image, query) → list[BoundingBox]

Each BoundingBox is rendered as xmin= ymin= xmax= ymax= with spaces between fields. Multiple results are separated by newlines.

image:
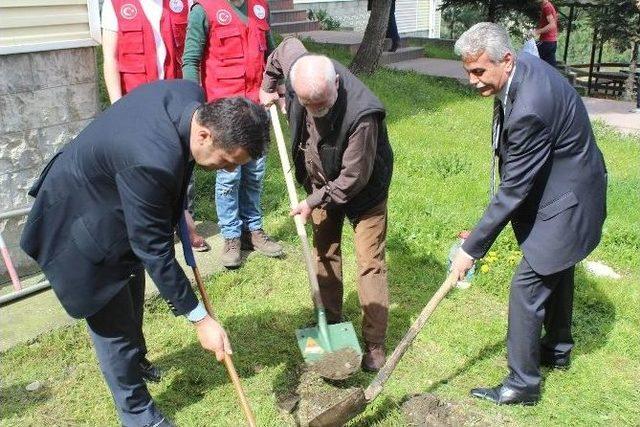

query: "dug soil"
xmin=401 ymin=393 xmax=489 ymax=426
xmin=296 ymin=369 xmax=363 ymax=427
xmin=308 ymin=348 xmax=361 ymax=380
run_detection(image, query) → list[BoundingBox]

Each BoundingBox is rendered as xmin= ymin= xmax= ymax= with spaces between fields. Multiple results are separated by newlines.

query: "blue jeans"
xmin=215 ymin=156 xmax=266 ymax=239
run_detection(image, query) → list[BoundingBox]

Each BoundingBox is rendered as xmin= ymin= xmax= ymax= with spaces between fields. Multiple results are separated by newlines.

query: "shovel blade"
xmin=296 ymin=321 xmax=362 ymax=363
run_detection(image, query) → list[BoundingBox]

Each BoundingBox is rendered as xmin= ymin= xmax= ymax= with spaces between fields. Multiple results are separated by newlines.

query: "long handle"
xmin=269 ymin=105 xmax=324 ymax=311
xmin=364 ymin=272 xmax=459 ymax=401
xmin=177 ymin=215 xmax=256 ymax=427
xmin=192 ymin=266 xmax=257 ymax=427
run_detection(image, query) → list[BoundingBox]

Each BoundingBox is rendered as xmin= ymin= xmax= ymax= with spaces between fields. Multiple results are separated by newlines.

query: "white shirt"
xmin=498 ymin=63 xmax=517 ymax=108
xmin=102 ymin=0 xmax=192 ymax=79
xmin=461 ymin=62 xmax=518 ymax=262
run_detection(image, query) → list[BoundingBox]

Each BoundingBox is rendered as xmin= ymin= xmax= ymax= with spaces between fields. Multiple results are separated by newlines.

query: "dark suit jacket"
xmin=21 ymin=80 xmax=205 ymax=318
xmin=462 ymin=53 xmax=607 ymax=276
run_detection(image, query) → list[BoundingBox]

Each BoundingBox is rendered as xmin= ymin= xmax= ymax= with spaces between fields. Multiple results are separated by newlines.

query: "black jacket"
xmin=21 ymin=80 xmax=204 ymax=318
xmin=463 ymin=53 xmax=607 ymax=275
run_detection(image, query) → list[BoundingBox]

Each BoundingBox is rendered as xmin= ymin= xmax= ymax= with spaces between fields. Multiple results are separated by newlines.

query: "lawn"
xmin=1 ymin=44 xmax=639 ymax=427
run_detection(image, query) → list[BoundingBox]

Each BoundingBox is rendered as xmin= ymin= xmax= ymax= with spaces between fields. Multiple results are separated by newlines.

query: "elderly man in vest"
xmin=182 ymin=0 xmax=283 ymax=268
xmin=259 ymin=37 xmax=394 ymax=371
xmin=101 ymin=0 xmax=208 ymax=383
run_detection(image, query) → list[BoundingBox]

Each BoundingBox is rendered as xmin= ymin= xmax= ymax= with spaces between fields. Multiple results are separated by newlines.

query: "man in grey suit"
xmin=450 ymin=23 xmax=607 ymax=405
xmin=21 ymin=80 xmax=270 ymax=426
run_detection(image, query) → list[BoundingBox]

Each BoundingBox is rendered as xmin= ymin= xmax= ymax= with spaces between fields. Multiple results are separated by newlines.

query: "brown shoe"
xmin=362 ymin=342 xmax=386 ymax=372
xmin=220 ymin=238 xmax=242 ymax=268
xmin=241 ymin=229 xmax=284 ymax=257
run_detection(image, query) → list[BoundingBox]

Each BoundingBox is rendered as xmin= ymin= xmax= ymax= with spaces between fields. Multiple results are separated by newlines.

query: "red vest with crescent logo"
xmin=196 ymin=0 xmax=269 ymax=103
xmin=113 ymin=0 xmax=189 ymax=94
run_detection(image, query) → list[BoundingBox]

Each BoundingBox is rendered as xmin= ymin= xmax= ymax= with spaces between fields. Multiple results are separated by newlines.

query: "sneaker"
xmin=221 ymin=238 xmax=242 ymax=268
xmin=139 ymin=357 xmax=162 ymax=383
xmin=241 ymin=229 xmax=284 ymax=257
xmin=362 ymin=342 xmax=386 ymax=372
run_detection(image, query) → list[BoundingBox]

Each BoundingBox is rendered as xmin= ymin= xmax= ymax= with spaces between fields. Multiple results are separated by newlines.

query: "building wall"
xmin=0 ymin=0 xmax=101 ymax=54
xmin=293 ymin=0 xmax=371 ymax=32
xmin=0 ymin=47 xmax=100 ymax=281
xmin=293 ymin=0 xmax=441 ymax=36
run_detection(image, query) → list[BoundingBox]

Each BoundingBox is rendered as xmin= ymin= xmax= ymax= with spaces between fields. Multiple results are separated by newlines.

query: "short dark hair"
xmin=196 ymin=97 xmax=270 ymax=159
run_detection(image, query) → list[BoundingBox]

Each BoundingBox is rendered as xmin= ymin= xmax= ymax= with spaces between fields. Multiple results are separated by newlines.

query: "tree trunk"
xmin=624 ymin=41 xmax=638 ymax=102
xmin=349 ymin=0 xmax=391 ymax=76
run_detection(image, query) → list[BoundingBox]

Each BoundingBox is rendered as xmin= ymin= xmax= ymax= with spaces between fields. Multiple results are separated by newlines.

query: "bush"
xmin=308 ymin=9 xmax=341 ymax=31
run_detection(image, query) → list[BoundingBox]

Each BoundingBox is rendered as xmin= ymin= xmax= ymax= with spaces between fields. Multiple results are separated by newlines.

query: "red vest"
xmin=197 ymin=0 xmax=269 ymax=103
xmin=113 ymin=0 xmax=189 ymax=94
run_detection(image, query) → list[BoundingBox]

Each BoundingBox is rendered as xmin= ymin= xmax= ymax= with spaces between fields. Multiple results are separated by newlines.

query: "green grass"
xmin=422 ymin=44 xmax=458 ymax=60
xmin=2 ymin=44 xmax=639 ymax=426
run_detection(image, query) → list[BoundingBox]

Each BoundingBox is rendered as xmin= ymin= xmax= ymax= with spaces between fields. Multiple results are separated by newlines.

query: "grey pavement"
xmin=0 ymin=221 xmax=226 ymax=352
xmin=386 ymin=57 xmax=468 ymax=82
xmin=581 ymin=97 xmax=640 ymax=137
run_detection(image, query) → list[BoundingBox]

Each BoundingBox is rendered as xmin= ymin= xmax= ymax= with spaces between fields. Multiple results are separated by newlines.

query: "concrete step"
xmin=286 ymin=30 xmax=408 ymax=54
xmin=269 ymin=0 xmax=294 ymax=11
xmin=380 ymin=46 xmax=425 ymax=65
xmin=271 ymin=9 xmax=308 ymax=24
xmin=271 ymin=20 xmax=320 ymax=34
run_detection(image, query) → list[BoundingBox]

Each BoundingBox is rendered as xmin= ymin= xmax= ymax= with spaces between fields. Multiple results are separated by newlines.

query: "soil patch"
xmin=401 ymin=393 xmax=489 ymax=426
xmin=296 ymin=369 xmax=364 ymax=427
xmin=309 ymin=348 xmax=361 ymax=380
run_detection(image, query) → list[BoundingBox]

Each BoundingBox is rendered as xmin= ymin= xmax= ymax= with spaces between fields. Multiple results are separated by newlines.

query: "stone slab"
xmin=0 ymin=53 xmax=34 ymax=96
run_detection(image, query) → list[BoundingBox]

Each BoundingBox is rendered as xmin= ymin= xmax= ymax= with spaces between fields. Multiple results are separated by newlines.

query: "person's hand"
xmin=194 ymin=315 xmax=232 ymax=361
xmin=290 ymin=200 xmax=313 ymax=223
xmin=530 ymin=28 xmax=539 ymax=38
xmin=259 ymin=88 xmax=280 ymax=108
xmin=276 ymin=83 xmax=287 ymax=115
xmin=450 ymin=248 xmax=475 ymax=282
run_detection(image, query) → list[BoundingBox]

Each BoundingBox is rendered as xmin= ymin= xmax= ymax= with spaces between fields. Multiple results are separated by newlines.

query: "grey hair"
xmin=454 ymin=22 xmax=514 ymax=62
xmin=290 ymin=55 xmax=336 ymax=100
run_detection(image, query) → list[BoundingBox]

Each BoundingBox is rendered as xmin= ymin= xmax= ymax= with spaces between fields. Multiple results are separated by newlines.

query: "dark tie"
xmin=490 ymin=98 xmax=504 ymax=198
xmin=181 ymin=160 xmax=195 ymax=210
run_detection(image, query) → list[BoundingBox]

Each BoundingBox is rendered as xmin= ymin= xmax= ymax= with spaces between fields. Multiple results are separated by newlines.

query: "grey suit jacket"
xmin=462 ymin=53 xmax=607 ymax=275
xmin=21 ymin=80 xmax=204 ymax=318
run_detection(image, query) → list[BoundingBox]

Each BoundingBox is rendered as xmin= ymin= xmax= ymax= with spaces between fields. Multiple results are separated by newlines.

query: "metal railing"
xmin=0 ymin=205 xmax=52 ymax=306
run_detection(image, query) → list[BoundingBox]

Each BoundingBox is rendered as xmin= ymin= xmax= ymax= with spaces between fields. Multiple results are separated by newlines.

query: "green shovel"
xmin=269 ymin=105 xmax=362 ymax=365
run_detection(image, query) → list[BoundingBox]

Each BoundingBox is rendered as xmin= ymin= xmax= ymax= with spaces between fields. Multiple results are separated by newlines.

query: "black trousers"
xmin=538 ymin=41 xmax=557 ymax=68
xmin=386 ymin=0 xmax=400 ymax=46
xmin=504 ymin=258 xmax=575 ymax=393
xmin=86 ymin=267 xmax=163 ymax=426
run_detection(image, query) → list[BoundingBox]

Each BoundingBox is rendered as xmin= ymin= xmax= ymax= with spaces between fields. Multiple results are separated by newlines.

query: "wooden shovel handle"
xmin=192 ymin=266 xmax=257 ymax=427
xmin=269 ymin=105 xmax=325 ymax=310
xmin=364 ymin=272 xmax=459 ymax=402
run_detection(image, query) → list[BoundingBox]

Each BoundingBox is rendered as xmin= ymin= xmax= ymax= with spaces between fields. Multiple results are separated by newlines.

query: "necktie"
xmin=490 ymin=98 xmax=504 ymax=199
xmin=182 ymin=161 xmax=195 ymax=209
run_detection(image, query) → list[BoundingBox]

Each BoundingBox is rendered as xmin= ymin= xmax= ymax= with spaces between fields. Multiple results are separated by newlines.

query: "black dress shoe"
xmin=139 ymin=358 xmax=162 ymax=383
xmin=470 ymin=384 xmax=539 ymax=405
xmin=541 ymin=356 xmax=571 ymax=370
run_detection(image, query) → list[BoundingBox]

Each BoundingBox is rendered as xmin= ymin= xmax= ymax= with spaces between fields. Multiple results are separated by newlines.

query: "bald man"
xmin=260 ymin=37 xmax=394 ymax=371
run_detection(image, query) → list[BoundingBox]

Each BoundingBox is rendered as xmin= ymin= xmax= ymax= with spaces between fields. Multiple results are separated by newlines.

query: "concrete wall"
xmin=0 ymin=47 xmax=100 ymax=282
xmin=294 ymin=0 xmax=370 ymax=32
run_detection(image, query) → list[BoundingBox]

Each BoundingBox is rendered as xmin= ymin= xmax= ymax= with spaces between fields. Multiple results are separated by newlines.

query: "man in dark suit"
xmin=20 ymin=80 xmax=270 ymax=426
xmin=450 ymin=23 xmax=607 ymax=405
